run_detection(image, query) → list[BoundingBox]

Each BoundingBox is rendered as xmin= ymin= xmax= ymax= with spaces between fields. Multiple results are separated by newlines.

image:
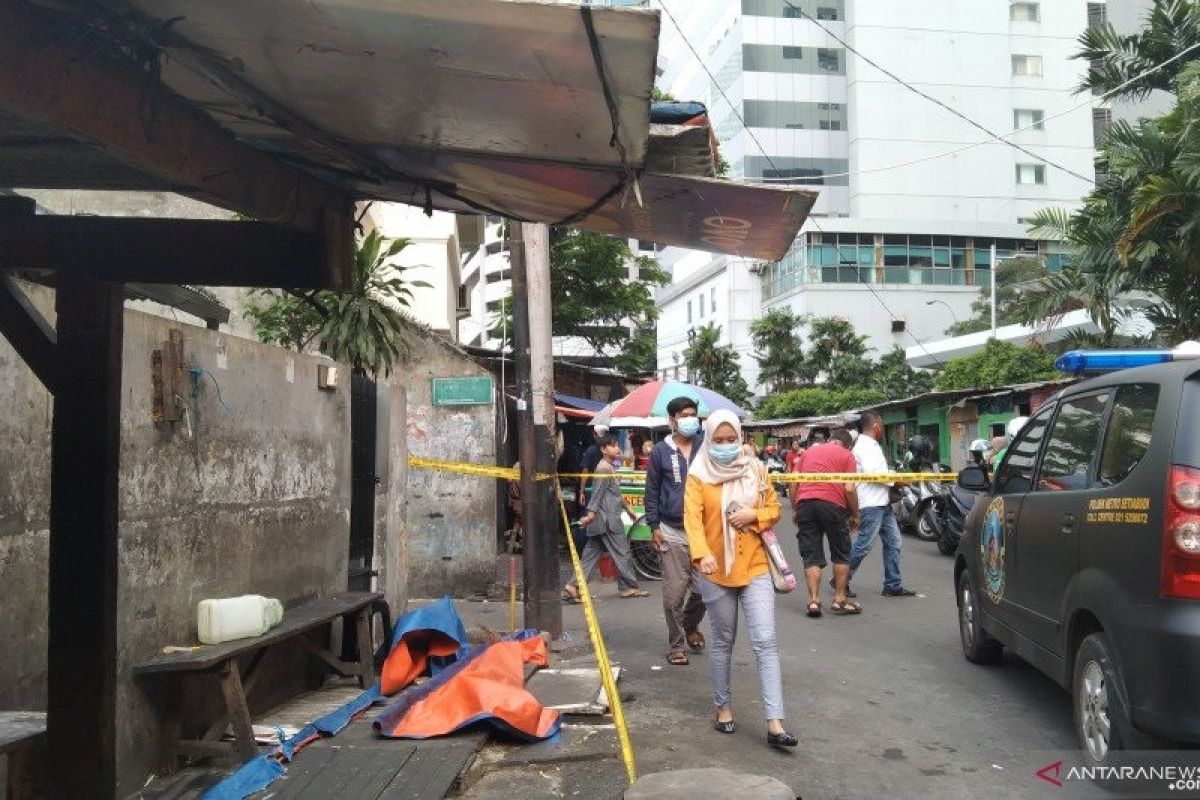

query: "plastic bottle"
xmin=197 ymin=595 xmax=284 ymax=645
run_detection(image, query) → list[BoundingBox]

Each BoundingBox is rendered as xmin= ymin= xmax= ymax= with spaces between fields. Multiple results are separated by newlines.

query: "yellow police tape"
xmin=554 ymin=479 xmax=638 ymax=785
xmin=407 ymin=456 xmax=956 ymax=484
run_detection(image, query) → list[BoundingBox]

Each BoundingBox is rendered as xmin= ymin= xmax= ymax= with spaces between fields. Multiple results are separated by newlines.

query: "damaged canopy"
xmin=5 ymin=0 xmax=815 ymax=260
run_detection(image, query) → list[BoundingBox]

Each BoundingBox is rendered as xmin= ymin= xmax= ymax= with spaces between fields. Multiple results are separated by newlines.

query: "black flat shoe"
xmin=767 ymin=730 xmax=798 ymax=748
xmin=714 ymin=719 xmax=736 ymax=734
xmin=881 ymin=586 xmax=917 ymax=597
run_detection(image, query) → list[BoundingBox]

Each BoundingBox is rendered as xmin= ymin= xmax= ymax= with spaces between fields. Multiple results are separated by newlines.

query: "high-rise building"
xmin=653 ymin=0 xmax=1103 ymax=391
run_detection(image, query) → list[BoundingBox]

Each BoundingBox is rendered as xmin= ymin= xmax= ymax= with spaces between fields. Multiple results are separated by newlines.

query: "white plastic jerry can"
xmin=197 ymin=595 xmax=285 ymax=645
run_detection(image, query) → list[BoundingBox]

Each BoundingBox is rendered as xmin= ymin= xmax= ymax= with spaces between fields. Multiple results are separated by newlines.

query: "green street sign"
xmin=431 ymin=375 xmax=494 ymax=406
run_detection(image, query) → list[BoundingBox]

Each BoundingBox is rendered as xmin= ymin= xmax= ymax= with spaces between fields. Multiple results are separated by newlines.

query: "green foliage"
xmin=750 ymin=308 xmax=810 ymax=392
xmin=1031 ymin=6 xmax=1200 ymax=345
xmin=755 ymin=387 xmax=886 ymax=420
xmin=682 ymin=323 xmax=751 ymax=404
xmin=243 ymin=230 xmax=427 ymax=377
xmin=935 ymin=339 xmax=1059 ymax=391
xmin=490 ymin=229 xmax=670 ymax=356
xmin=613 ymin=316 xmax=658 ymax=376
xmin=651 ymin=86 xmax=677 ymax=102
xmin=873 ymin=347 xmax=935 ymax=400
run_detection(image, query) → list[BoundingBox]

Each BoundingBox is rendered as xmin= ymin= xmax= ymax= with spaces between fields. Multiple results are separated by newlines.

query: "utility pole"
xmin=510 ymin=221 xmax=562 ymax=637
xmin=989 ymin=242 xmax=998 ymax=339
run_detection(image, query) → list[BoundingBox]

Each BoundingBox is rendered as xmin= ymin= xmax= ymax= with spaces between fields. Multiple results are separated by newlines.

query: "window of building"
xmin=783 ymin=5 xmax=803 ymax=18
xmin=687 ymin=300 xmax=692 ymax=323
xmin=699 ymin=293 xmax=705 ymax=317
xmin=745 ymin=100 xmax=848 ymax=131
xmin=1037 ymin=393 xmax=1110 ymax=492
xmin=1016 ymin=163 xmax=1046 ymax=185
xmin=818 ymin=119 xmax=842 ymax=130
xmin=638 ymin=239 xmax=656 ymax=252
xmin=1014 ymin=108 xmax=1044 ymax=130
xmin=782 ymin=46 xmax=804 ymax=60
xmin=1010 ymin=2 xmax=1040 ymax=22
xmin=1098 ymin=384 xmax=1159 ymax=487
xmin=1087 ymin=2 xmax=1107 ymax=29
xmin=1093 ymin=107 xmax=1113 ymax=145
xmin=816 ymin=6 xmax=839 ymax=20
xmin=818 ymin=48 xmax=841 ymax=72
xmin=710 ymin=286 xmax=717 ymax=315
xmin=1012 ymin=54 xmax=1043 ymax=76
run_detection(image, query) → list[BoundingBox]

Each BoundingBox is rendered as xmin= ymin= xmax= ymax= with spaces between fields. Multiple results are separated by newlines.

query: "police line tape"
xmin=407 ymin=456 xmax=957 ymax=484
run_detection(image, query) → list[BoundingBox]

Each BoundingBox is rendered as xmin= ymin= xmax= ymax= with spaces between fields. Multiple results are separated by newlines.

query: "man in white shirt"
xmin=847 ymin=412 xmax=916 ymax=597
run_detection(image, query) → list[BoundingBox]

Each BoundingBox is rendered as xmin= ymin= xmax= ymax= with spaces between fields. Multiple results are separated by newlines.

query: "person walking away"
xmin=563 ymin=435 xmax=647 ymax=602
xmin=685 ymin=410 xmax=797 ymax=748
xmin=793 ymin=432 xmax=861 ymax=617
xmin=646 ymin=397 xmax=707 ymax=666
xmin=847 ymin=412 xmax=916 ymax=598
xmin=578 ymin=424 xmax=609 ymax=499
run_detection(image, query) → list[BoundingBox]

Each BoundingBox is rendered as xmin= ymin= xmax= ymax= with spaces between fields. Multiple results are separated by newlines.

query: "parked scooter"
xmin=763 ymin=447 xmax=787 ymax=496
xmin=927 ymin=439 xmax=991 ymax=555
xmin=895 ymin=435 xmax=947 ymax=542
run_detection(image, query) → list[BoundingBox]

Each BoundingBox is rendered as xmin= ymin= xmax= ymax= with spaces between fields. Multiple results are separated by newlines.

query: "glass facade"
xmin=743 ymin=44 xmax=846 ymax=75
xmin=744 ymin=100 xmax=846 ymax=130
xmin=743 ymin=156 xmax=850 ymax=186
xmin=742 ymin=0 xmax=845 ymax=19
xmin=760 ymin=234 xmax=1047 ymax=299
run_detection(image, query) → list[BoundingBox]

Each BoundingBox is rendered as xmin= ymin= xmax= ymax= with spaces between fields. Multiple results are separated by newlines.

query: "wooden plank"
xmin=0 ymin=216 xmax=341 ymax=289
xmin=296 ymin=635 xmax=357 ymax=679
xmin=379 ymin=740 xmax=481 ymax=800
xmin=134 ymin=593 xmax=381 ymax=674
xmin=355 ymin=609 xmax=377 ymax=688
xmin=0 ymin=711 xmax=45 ymax=752
xmin=0 ymin=275 xmax=60 ymax=395
xmin=217 ymin=660 xmax=257 ymax=762
xmin=46 ymin=276 xmax=124 ymax=798
xmin=270 ymin=745 xmax=416 ymax=800
xmin=0 ymin=3 xmax=352 ymax=259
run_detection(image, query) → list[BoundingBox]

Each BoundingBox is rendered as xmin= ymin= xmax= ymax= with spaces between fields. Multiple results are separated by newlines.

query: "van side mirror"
xmin=957 ymin=465 xmax=990 ymax=492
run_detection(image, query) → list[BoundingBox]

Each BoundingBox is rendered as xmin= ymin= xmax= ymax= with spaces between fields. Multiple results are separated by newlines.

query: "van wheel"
xmin=958 ymin=571 xmax=1002 ymax=664
xmin=1074 ymin=633 xmax=1139 ymax=769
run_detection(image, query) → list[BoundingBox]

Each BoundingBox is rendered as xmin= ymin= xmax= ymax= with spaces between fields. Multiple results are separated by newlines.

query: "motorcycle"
xmin=764 ymin=454 xmax=787 ymax=496
xmin=926 ymin=481 xmax=980 ymax=556
xmin=896 ymin=460 xmax=948 ymax=542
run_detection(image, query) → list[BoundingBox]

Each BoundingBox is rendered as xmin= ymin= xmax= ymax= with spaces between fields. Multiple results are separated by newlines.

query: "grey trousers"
xmin=661 ymin=540 xmax=706 ymax=653
xmin=573 ymin=528 xmax=640 ymax=592
xmin=699 ymin=573 xmax=785 ymax=721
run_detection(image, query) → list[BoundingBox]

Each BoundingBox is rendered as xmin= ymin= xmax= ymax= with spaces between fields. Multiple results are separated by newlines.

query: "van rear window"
xmin=1178 ymin=375 xmax=1200 ymax=468
xmin=1097 ymin=384 xmax=1159 ymax=487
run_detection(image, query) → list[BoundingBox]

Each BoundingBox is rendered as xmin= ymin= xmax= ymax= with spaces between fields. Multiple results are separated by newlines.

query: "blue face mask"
xmin=710 ymin=443 xmax=741 ymax=465
xmin=676 ymin=417 xmax=701 ymax=438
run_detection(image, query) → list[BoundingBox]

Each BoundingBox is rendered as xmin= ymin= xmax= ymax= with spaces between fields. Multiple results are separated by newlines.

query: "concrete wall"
xmin=402 ymin=331 xmax=499 ymax=598
xmin=0 ymin=282 xmax=362 ymax=794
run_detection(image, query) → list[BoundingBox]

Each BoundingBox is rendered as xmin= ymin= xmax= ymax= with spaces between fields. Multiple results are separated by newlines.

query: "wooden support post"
xmin=522 ymin=222 xmax=562 ymax=638
xmin=216 ymin=660 xmax=257 ymax=762
xmin=510 ymin=223 xmax=541 ymax=632
xmin=46 ymin=276 xmax=124 ymax=799
xmin=355 ymin=608 xmax=376 ymax=688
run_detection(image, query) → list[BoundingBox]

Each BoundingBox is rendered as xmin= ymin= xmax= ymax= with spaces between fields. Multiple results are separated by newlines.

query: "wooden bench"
xmin=134 ymin=592 xmax=383 ymax=770
xmin=0 ymin=711 xmax=46 ymax=800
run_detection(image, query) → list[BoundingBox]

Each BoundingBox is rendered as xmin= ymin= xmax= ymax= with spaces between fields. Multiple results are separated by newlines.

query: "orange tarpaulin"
xmin=375 ymin=634 xmax=559 ymax=741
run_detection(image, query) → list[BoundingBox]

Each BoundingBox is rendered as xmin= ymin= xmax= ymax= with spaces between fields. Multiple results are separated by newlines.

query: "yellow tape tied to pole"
xmin=554 ymin=480 xmax=638 ymax=785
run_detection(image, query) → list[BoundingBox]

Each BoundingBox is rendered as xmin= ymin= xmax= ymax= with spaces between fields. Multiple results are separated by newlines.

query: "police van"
xmin=953 ymin=345 xmax=1200 ymax=768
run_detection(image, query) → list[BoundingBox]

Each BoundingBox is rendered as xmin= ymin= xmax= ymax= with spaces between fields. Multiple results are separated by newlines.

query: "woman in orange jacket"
xmin=685 ymin=409 xmax=797 ymax=749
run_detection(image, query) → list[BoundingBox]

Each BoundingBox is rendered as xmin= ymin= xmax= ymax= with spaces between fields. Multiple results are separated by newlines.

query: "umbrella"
xmin=590 ymin=381 xmax=747 ymax=429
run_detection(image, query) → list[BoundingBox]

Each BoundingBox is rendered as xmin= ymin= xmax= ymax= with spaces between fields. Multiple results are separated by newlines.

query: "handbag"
xmin=754 ymin=463 xmax=796 ymax=593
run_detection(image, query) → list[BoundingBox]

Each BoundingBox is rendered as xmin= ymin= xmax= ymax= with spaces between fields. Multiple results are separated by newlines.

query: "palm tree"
xmin=319 ymin=230 xmax=428 ymax=377
xmin=1077 ymin=0 xmax=1200 ymax=99
xmin=683 ymin=323 xmax=750 ymax=403
xmin=750 ymin=308 xmax=810 ymax=392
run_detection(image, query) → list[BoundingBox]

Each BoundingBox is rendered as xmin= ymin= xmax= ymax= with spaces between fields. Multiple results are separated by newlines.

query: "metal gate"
xmin=349 ymin=371 xmax=378 ymax=591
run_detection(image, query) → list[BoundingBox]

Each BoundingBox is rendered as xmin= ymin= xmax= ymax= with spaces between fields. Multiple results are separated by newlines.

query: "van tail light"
xmin=1163 ymin=465 xmax=1200 ymax=600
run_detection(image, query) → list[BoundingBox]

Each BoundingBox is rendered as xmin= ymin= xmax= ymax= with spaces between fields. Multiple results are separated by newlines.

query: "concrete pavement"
xmin=461 ymin=515 xmax=1078 ymax=799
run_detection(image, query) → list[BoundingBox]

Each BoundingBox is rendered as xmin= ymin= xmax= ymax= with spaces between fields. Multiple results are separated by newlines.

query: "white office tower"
xmin=653 ymin=0 xmax=1103 ymax=392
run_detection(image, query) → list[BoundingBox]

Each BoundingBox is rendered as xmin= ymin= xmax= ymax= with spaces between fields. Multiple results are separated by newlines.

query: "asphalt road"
xmin=563 ymin=512 xmax=1080 ymax=800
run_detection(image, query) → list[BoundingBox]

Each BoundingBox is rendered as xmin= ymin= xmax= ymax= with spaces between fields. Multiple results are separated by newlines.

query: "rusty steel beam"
xmin=0 ymin=1 xmax=353 ymax=289
xmin=0 ymin=215 xmax=342 ymax=288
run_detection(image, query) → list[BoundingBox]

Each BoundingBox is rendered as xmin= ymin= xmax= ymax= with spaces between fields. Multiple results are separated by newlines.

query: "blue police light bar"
xmin=1056 ymin=344 xmax=1200 ymax=375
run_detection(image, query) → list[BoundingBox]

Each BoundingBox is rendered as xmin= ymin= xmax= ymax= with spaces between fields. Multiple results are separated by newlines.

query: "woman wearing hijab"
xmin=684 ymin=409 xmax=797 ymax=748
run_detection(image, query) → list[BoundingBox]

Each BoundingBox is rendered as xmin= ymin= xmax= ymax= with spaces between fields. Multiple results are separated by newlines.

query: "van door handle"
xmin=1006 ymin=512 xmax=1016 ymax=524
xmin=1062 ymin=513 xmax=1075 ymax=534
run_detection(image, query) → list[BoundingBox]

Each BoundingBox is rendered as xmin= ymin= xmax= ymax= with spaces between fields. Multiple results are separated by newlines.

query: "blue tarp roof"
xmin=555 ymin=392 xmax=606 ymax=412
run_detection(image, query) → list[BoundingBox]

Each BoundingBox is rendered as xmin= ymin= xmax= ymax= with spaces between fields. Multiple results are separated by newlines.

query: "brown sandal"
xmin=831 ymin=599 xmax=862 ymax=615
xmin=619 ymin=589 xmax=649 ymax=598
xmin=806 ymin=600 xmax=823 ymax=618
xmin=687 ymin=631 xmax=705 ymax=653
xmin=668 ymin=651 xmax=689 ymax=666
xmin=561 ymin=585 xmax=580 ymax=604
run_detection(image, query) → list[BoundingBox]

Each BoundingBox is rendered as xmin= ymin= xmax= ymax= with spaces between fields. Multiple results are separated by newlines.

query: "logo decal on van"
xmin=980 ymin=497 xmax=1006 ymax=603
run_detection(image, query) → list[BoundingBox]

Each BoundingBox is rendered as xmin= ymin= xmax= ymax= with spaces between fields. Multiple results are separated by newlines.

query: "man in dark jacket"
xmin=645 ymin=397 xmax=706 ymax=664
